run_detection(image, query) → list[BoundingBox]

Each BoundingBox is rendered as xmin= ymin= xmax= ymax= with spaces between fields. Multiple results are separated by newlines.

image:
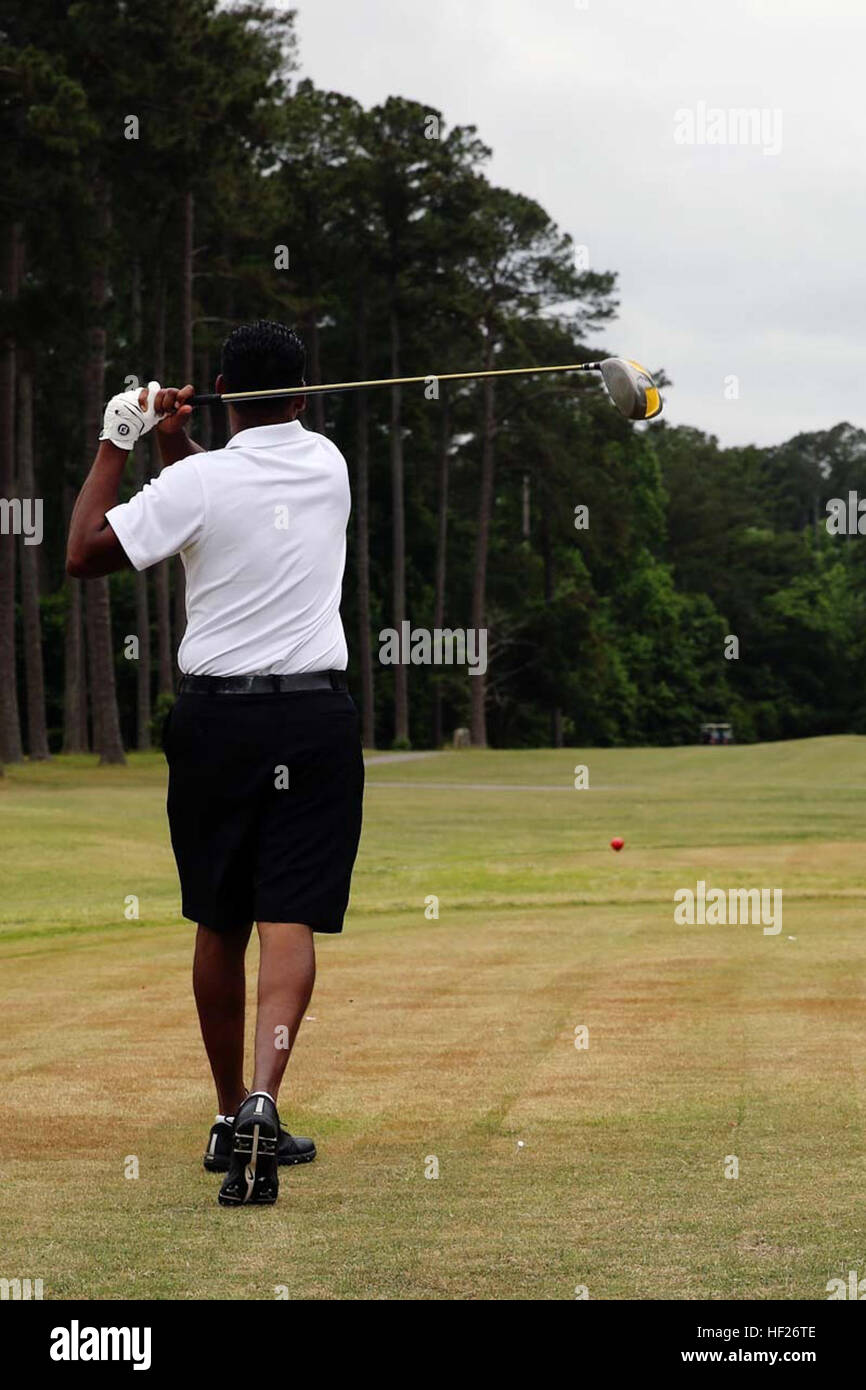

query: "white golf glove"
xmin=99 ymin=381 xmax=163 ymax=450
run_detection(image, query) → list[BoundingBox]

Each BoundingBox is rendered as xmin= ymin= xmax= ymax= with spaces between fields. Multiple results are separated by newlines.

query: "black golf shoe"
xmin=217 ymin=1092 xmax=281 ymax=1207
xmin=204 ymin=1114 xmax=317 ymax=1172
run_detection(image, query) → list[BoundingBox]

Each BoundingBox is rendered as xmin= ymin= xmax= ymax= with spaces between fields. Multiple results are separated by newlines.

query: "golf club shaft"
xmin=189 ymin=361 xmax=604 ymax=407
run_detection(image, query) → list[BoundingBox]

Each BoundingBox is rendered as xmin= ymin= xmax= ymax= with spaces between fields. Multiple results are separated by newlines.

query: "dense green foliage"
xmin=2 ymin=2 xmax=863 ymax=754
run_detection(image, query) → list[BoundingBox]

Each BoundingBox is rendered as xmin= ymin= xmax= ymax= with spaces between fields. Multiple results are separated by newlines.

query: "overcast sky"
xmin=294 ymin=0 xmax=865 ymax=448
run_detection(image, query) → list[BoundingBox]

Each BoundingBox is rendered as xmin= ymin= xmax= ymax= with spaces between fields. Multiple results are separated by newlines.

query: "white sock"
xmin=216 ymin=1090 xmax=248 ymax=1125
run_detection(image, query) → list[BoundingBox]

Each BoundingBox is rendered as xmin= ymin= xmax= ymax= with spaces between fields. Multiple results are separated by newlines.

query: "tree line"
xmin=1 ymin=0 xmax=864 ymax=768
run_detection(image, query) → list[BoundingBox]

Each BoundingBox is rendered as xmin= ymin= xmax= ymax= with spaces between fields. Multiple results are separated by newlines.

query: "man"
xmin=67 ymin=321 xmax=364 ymax=1207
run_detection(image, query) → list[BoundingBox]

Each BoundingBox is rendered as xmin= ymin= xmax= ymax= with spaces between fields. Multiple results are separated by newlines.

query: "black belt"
xmin=178 ymin=670 xmax=347 ymax=695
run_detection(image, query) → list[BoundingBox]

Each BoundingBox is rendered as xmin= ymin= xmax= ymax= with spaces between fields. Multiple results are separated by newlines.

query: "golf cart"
xmin=700 ymin=722 xmax=733 ymax=745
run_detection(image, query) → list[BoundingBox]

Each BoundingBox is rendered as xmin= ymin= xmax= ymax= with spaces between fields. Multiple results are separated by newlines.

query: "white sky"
xmin=293 ymin=0 xmax=866 ymax=447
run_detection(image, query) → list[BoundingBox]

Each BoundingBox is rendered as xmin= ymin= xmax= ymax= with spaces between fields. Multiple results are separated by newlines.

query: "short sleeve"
xmin=106 ymin=457 xmax=206 ymax=571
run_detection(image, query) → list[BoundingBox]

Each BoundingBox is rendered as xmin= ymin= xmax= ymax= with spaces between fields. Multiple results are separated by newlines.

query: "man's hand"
xmin=155 ymin=384 xmax=195 ymax=435
xmin=99 ymin=380 xmax=163 ymax=450
xmin=156 ymin=383 xmax=205 ymax=467
xmin=68 ymin=380 xmax=201 ymax=578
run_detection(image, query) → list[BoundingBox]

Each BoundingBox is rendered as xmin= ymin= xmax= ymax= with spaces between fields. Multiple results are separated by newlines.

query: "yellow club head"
xmin=600 ymin=358 xmax=663 ymax=420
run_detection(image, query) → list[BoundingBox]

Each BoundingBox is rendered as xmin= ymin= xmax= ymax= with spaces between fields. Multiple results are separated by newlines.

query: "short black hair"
xmin=220 ymin=321 xmax=306 ymax=410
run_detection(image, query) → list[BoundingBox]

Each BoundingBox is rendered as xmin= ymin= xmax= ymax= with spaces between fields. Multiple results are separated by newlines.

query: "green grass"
xmin=1 ymin=738 xmax=865 ymax=1299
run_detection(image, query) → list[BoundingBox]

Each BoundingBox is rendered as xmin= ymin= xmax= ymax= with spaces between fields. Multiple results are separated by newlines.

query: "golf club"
xmin=189 ymin=356 xmax=663 ymax=421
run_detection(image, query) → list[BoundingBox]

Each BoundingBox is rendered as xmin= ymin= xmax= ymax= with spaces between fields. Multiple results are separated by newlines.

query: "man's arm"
xmin=66 ymin=440 xmax=134 ymax=578
xmin=157 ymin=416 xmax=205 ymax=467
xmin=66 ymin=383 xmax=197 ymax=579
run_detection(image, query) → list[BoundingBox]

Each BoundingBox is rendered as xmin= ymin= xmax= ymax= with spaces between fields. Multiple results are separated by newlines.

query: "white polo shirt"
xmin=106 ymin=421 xmax=350 ymax=676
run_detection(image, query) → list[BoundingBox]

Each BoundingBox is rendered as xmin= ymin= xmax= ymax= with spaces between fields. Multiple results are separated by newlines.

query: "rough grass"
xmin=1 ymin=738 xmax=864 ymax=1299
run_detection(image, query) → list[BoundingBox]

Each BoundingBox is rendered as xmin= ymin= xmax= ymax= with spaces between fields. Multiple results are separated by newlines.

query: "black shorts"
xmin=163 ymin=689 xmax=364 ymax=933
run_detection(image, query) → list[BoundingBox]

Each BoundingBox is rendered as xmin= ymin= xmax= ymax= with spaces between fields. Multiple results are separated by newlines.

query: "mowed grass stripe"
xmin=0 ymin=738 xmax=864 ymax=1298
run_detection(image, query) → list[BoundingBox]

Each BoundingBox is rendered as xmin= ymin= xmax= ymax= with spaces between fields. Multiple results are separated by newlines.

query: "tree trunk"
xmin=85 ymin=576 xmax=124 ymax=753
xmin=306 ymin=296 xmax=325 ymax=434
xmin=86 ymin=577 xmax=124 ymax=760
xmin=174 ymin=189 xmax=194 ymax=666
xmin=154 ymin=548 xmax=173 ymax=695
xmin=389 ymin=302 xmax=409 ymax=745
xmin=540 ymin=498 xmax=563 ymax=747
xmin=432 ymin=386 xmax=450 ymax=748
xmin=62 ymin=484 xmax=88 ymax=753
xmin=83 ymin=181 xmax=125 ymax=765
xmin=354 ymin=294 xmax=375 ymax=747
xmin=150 ymin=269 xmax=174 ymax=696
xmin=181 ymin=191 xmax=194 ymax=388
xmin=172 ymin=573 xmax=186 ymax=674
xmin=197 ymin=344 xmax=212 ymax=450
xmin=131 ymin=259 xmax=151 ymax=749
xmin=17 ymin=360 xmax=50 ymax=758
xmin=0 ymin=221 xmax=24 ymax=762
xmin=469 ymin=375 xmax=495 ymax=747
xmin=134 ymin=443 xmax=152 ymax=750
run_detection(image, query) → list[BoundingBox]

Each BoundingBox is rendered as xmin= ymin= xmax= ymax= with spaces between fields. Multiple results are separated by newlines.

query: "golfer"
xmin=66 ymin=321 xmax=364 ymax=1206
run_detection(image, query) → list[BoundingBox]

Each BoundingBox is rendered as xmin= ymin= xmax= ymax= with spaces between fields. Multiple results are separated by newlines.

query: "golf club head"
xmin=600 ymin=358 xmax=663 ymax=421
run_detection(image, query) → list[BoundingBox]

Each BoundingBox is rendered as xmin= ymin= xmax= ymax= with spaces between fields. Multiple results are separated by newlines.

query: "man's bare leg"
xmin=193 ymin=921 xmax=252 ymax=1115
xmin=252 ymin=922 xmax=316 ymax=1102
